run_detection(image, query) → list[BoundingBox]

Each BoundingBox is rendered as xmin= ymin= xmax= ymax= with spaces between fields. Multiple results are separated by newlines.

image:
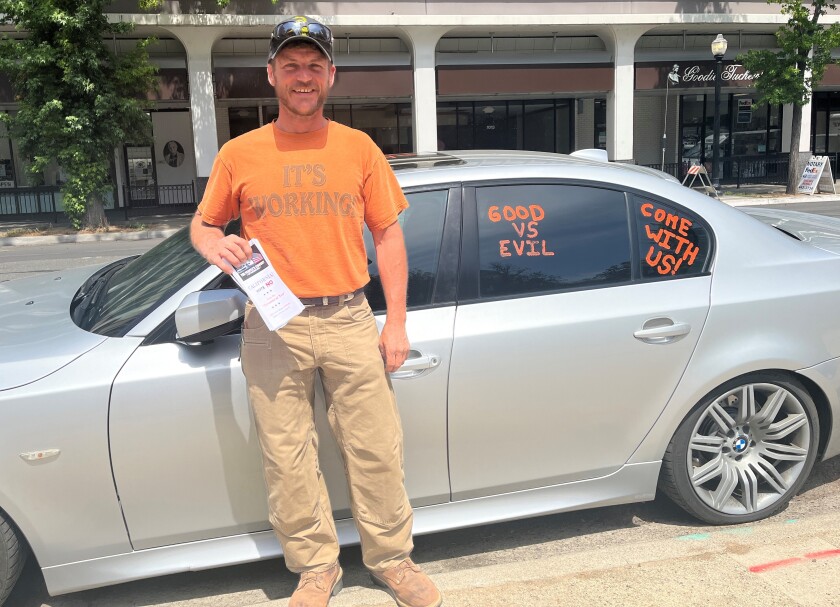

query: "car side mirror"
xmin=175 ymin=289 xmax=248 ymax=343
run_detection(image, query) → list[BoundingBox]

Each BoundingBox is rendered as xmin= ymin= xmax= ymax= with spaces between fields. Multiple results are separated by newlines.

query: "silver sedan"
xmin=1 ymin=150 xmax=839 ymax=604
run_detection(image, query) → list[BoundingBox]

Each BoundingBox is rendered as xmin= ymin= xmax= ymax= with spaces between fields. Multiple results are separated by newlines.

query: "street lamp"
xmin=661 ymin=64 xmax=680 ymax=172
xmin=711 ymin=33 xmax=728 ymax=191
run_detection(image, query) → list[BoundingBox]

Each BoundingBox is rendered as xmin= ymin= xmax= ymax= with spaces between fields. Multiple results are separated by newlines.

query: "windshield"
xmin=74 ymin=227 xmax=210 ymax=337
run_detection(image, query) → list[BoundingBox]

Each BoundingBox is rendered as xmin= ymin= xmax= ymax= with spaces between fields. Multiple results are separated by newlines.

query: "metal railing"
xmin=646 ymin=153 xmax=790 ymax=187
xmin=124 ymin=183 xmax=196 ymax=208
xmin=0 ymin=182 xmax=197 ymax=221
xmin=0 ymin=186 xmax=61 ymax=222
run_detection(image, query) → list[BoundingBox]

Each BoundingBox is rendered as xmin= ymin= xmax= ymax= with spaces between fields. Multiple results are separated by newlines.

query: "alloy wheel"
xmin=687 ymin=382 xmax=811 ymax=516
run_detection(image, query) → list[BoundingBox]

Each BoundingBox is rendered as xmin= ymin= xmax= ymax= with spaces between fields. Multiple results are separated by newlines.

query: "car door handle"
xmin=634 ymin=321 xmax=691 ymax=344
xmin=390 ymin=350 xmax=441 ymax=379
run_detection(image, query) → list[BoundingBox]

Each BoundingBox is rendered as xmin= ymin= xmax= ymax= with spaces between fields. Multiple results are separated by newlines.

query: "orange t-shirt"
xmin=198 ymin=121 xmax=408 ymax=298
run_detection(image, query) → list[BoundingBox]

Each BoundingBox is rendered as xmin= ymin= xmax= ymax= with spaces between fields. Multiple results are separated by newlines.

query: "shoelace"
xmin=297 ymin=569 xmax=333 ymax=592
xmin=390 ymin=559 xmax=422 ymax=584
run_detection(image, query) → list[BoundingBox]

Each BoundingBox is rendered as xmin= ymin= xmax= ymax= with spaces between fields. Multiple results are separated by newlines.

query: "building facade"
xmin=2 ymin=1 xmax=839 ymax=212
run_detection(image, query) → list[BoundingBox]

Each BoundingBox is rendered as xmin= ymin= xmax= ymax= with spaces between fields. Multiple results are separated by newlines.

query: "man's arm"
xmin=190 ymin=212 xmax=252 ymax=275
xmin=371 ymin=220 xmax=410 ymax=372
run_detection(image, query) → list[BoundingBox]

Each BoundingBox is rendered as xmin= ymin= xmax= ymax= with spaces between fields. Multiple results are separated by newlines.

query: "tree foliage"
xmin=0 ymin=0 xmax=158 ymax=228
xmin=739 ymin=0 xmax=840 ymax=192
xmin=740 ymin=0 xmax=840 ymax=106
xmin=138 ymin=0 xmax=279 ymax=9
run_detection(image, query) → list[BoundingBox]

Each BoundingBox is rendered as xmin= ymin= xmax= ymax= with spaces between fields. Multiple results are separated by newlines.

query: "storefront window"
xmin=327 ymin=104 xmax=352 ymax=127
xmin=228 ymin=102 xmax=411 ymax=154
xmin=556 ymin=102 xmax=573 ymax=154
xmin=326 ymin=103 xmax=411 ymax=154
xmin=397 ymin=104 xmax=413 ymax=153
xmin=475 ymin=103 xmax=510 ymax=149
xmin=228 ymin=107 xmax=260 ymax=139
xmin=436 ymin=102 xmax=459 ymax=151
xmin=436 ymin=100 xmax=574 ymax=153
xmin=731 ymin=95 xmax=766 ymax=156
xmin=594 ymin=99 xmax=607 ymax=150
xmin=681 ymin=93 xmax=780 ymax=168
xmin=522 ymin=102 xmax=554 ymax=152
xmin=456 ymin=104 xmax=475 ymax=150
xmin=705 ymin=94 xmax=731 ymax=160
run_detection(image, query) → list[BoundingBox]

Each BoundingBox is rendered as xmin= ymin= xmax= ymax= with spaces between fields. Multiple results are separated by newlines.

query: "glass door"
xmin=124 ymin=145 xmax=157 ymax=207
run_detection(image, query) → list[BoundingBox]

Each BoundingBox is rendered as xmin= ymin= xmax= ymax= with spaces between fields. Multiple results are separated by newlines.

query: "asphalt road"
xmin=0 ymin=239 xmax=163 ymax=283
xmin=6 ymin=457 xmax=839 ymax=607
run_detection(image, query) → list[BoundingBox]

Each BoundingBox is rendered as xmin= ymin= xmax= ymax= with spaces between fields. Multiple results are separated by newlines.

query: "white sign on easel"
xmin=797 ymin=155 xmax=837 ymax=195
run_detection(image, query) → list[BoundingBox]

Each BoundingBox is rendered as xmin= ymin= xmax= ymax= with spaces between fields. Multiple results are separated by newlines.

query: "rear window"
xmin=633 ymin=196 xmax=712 ymax=279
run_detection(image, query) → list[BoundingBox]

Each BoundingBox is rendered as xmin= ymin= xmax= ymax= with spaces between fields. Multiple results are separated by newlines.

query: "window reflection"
xmin=363 ymin=190 xmax=449 ymax=312
xmin=436 ymin=100 xmax=574 ymax=152
xmin=476 ymin=184 xmax=631 ymax=298
xmin=228 ymin=102 xmax=413 ymax=154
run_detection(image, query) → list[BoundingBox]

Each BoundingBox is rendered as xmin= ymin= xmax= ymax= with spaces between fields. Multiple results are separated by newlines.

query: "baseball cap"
xmin=267 ymin=17 xmax=334 ymax=63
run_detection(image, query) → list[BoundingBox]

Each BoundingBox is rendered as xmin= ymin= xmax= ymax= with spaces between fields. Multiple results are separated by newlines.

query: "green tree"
xmin=0 ymin=0 xmax=158 ymax=229
xmin=740 ymin=0 xmax=840 ymax=193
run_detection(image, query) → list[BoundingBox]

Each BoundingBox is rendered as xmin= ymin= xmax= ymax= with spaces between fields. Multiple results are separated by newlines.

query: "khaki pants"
xmin=241 ymin=296 xmax=414 ymax=574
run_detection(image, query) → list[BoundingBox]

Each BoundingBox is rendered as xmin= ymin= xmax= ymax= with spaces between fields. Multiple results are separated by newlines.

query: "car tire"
xmin=660 ymin=373 xmax=820 ymax=525
xmin=0 ymin=510 xmax=26 ymax=606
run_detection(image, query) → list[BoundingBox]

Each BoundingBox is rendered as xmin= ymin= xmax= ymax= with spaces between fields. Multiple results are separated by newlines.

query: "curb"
xmin=0 ymin=228 xmax=183 ymax=247
xmin=721 ymin=193 xmax=840 ymax=206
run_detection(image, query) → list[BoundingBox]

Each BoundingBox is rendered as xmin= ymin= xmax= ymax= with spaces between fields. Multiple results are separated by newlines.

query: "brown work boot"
xmin=370 ymin=558 xmax=442 ymax=607
xmin=289 ymin=563 xmax=343 ymax=607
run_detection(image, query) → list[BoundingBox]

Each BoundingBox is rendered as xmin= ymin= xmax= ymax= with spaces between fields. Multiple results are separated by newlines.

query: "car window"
xmin=475 ymin=184 xmax=632 ymax=298
xmin=633 ymin=195 xmax=712 ymax=279
xmin=364 ymin=189 xmax=449 ymax=312
xmin=78 ymin=227 xmax=210 ymax=337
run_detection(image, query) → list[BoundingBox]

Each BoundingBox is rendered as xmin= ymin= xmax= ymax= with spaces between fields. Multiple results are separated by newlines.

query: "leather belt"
xmin=299 ymin=288 xmax=365 ymax=307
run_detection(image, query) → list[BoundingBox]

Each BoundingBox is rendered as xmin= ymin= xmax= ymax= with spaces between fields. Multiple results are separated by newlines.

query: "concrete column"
xmin=400 ymin=26 xmax=451 ymax=154
xmin=782 ymin=103 xmax=793 ymax=153
xmin=599 ymin=26 xmax=651 ymax=162
xmin=781 ymin=102 xmax=814 ymax=154
xmin=799 ymin=99 xmax=813 ymax=153
xmin=162 ymin=26 xmax=225 ymax=192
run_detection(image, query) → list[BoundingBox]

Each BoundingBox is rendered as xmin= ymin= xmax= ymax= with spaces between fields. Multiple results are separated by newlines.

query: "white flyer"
xmin=229 ymin=238 xmax=303 ymax=331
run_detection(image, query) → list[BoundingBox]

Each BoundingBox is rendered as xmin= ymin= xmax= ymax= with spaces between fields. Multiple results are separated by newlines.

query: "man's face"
xmin=267 ymin=44 xmax=335 ymax=119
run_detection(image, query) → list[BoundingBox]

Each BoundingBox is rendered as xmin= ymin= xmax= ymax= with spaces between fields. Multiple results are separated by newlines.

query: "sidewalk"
xmin=717 ymin=182 xmax=840 ymax=206
xmin=1 ymin=184 xmax=839 ymax=247
xmin=0 ymin=212 xmax=193 ymax=246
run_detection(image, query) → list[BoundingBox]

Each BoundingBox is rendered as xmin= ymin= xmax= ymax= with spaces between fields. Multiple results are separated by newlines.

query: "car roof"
xmin=387 ymin=150 xmax=679 ymax=188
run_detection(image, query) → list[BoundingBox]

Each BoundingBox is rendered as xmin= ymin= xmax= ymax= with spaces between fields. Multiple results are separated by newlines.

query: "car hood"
xmin=0 ymin=266 xmax=108 ymax=391
xmin=740 ymin=207 xmax=840 ymax=255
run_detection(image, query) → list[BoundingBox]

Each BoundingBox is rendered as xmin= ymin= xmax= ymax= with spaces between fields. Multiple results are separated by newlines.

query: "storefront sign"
xmin=797 ymin=156 xmax=836 ymax=195
xmin=636 ymin=61 xmax=757 ymax=90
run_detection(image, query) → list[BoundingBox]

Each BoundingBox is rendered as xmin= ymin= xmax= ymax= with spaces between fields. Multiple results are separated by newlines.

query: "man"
xmin=189 ymin=16 xmax=443 ymax=607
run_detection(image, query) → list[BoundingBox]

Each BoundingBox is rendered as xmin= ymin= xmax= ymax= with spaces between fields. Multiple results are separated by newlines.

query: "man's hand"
xmin=190 ymin=213 xmax=252 ymax=274
xmin=379 ymin=319 xmax=410 ymax=372
xmin=202 ymin=234 xmax=252 ymax=274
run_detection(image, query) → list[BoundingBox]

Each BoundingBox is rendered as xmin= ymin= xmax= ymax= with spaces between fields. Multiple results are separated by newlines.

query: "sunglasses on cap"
xmin=268 ymin=17 xmax=334 ymax=63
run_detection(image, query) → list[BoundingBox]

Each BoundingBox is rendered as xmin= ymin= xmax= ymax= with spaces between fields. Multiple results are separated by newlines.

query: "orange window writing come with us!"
xmin=639 ymin=201 xmax=702 ymax=276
